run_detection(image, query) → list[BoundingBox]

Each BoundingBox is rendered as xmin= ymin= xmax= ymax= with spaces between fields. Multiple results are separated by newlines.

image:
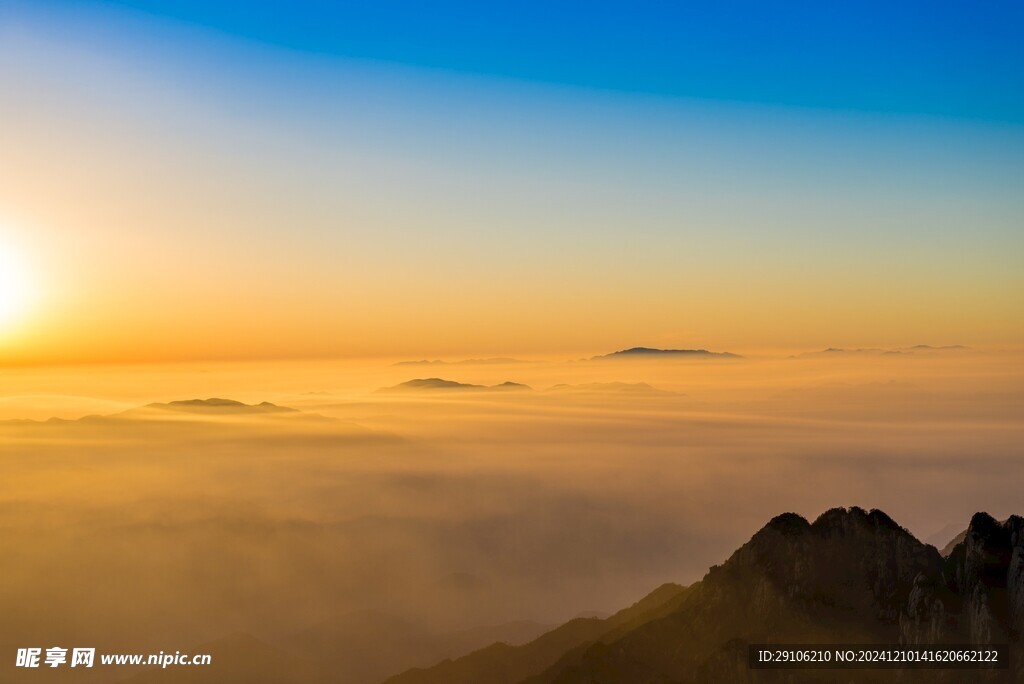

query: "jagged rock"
xmin=388 ymin=509 xmax=1021 ymax=684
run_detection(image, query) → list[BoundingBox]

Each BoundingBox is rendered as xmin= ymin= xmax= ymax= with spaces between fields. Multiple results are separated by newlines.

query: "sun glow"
xmin=0 ymin=243 xmax=34 ymax=332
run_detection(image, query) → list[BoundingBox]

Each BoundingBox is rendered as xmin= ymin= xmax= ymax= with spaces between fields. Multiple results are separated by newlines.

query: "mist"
xmin=0 ymin=348 xmax=1021 ymax=682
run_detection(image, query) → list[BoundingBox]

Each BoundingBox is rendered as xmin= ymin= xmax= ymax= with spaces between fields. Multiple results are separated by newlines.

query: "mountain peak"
xmin=811 ymin=506 xmax=904 ymax=534
xmin=392 ymin=378 xmax=483 ymax=390
xmin=592 ymin=347 xmax=740 ymax=360
xmin=145 ymin=398 xmax=297 ymax=414
xmin=380 ymin=378 xmax=532 ymax=393
xmin=389 ymin=508 xmax=1023 ymax=684
xmin=761 ymin=511 xmax=810 ymax=536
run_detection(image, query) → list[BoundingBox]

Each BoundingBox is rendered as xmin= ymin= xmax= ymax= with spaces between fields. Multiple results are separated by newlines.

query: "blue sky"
xmin=13 ymin=0 xmax=1024 ymax=122
xmin=1 ymin=0 xmax=1022 ymax=357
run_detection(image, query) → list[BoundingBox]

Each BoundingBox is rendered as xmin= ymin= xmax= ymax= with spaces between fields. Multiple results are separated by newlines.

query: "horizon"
xmin=0 ymin=340 xmax=1013 ymax=369
xmin=2 ymin=1 xmax=1023 ymax=365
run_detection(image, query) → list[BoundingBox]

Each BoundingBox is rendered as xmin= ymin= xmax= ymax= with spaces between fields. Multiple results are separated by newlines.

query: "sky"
xmin=0 ymin=0 xmax=1022 ymax=363
xmin=0 ymin=6 xmax=1022 ymax=678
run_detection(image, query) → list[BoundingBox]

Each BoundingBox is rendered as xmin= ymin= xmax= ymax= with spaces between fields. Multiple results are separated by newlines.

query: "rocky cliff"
xmin=387 ymin=508 xmax=1022 ymax=684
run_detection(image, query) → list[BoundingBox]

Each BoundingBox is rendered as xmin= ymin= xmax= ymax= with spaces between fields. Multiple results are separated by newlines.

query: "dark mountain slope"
xmin=387 ymin=508 xmax=1021 ymax=684
xmin=545 ymin=509 xmax=1020 ymax=683
xmin=902 ymin=513 xmax=1023 ymax=680
xmin=382 ymin=583 xmax=690 ymax=684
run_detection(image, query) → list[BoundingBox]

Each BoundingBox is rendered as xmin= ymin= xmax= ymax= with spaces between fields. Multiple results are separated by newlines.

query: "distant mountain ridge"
xmin=145 ymin=398 xmax=297 ymax=414
xmin=384 ymin=583 xmax=691 ymax=684
xmin=387 ymin=507 xmax=1023 ymax=684
xmin=0 ymin=398 xmax=306 ymax=425
xmin=379 ymin=378 xmax=532 ymax=393
xmin=802 ymin=345 xmax=970 ymax=357
xmin=936 ymin=518 xmax=1012 ymax=557
xmin=592 ymin=347 xmax=741 ymax=360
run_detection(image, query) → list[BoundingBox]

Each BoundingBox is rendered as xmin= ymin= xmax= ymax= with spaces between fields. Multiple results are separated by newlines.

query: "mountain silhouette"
xmin=0 ymin=398 xmax=304 ymax=425
xmin=380 ymin=378 xmax=532 ymax=392
xmin=591 ymin=347 xmax=740 ymax=360
xmin=800 ymin=345 xmax=969 ymax=357
xmin=906 ymin=345 xmax=970 ymax=351
xmin=145 ymin=398 xmax=298 ymax=414
xmin=936 ymin=518 xmax=1011 ymax=557
xmin=384 ymin=583 xmax=690 ymax=684
xmin=387 ymin=508 xmax=1022 ymax=683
